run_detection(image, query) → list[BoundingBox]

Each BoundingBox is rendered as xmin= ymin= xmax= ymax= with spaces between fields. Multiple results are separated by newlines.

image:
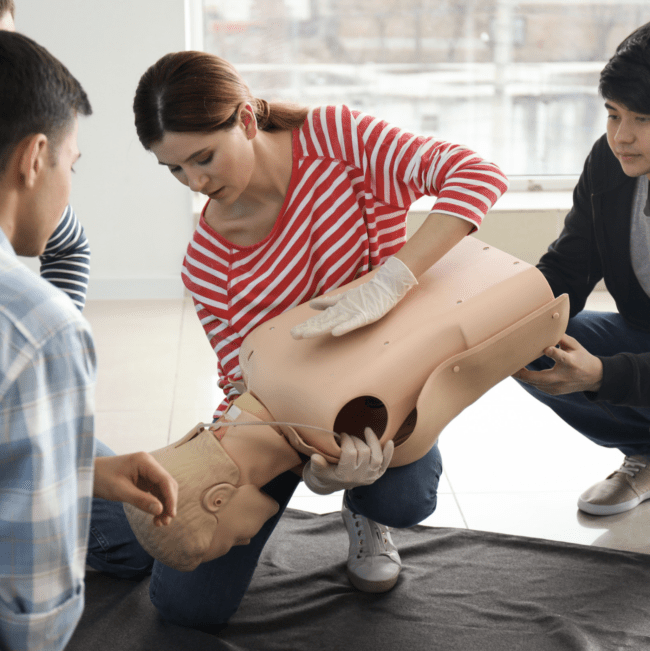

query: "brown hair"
xmin=0 ymin=31 xmax=91 ymax=173
xmin=133 ymin=51 xmax=309 ymax=150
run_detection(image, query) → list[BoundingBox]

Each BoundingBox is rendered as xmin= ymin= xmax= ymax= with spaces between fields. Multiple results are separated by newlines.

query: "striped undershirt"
xmin=39 ymin=205 xmax=90 ymax=311
xmin=182 ymin=105 xmax=509 ymax=417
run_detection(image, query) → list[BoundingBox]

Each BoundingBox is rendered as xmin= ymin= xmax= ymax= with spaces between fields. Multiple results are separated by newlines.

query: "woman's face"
xmin=151 ymin=115 xmax=256 ymax=205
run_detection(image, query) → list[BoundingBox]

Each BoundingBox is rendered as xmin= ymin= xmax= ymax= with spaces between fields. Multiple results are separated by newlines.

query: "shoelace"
xmin=352 ymin=512 xmax=393 ymax=559
xmin=617 ymin=457 xmax=648 ymax=478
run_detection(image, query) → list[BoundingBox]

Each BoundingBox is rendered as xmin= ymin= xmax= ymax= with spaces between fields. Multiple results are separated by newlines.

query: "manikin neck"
xmin=215 ymin=392 xmax=303 ymax=487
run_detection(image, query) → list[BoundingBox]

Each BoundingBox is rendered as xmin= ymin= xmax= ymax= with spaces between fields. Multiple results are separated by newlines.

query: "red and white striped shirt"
xmin=182 ymin=105 xmax=508 ymax=417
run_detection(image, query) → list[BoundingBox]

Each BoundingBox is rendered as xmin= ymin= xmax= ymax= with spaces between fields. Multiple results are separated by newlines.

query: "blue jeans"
xmin=516 ymin=311 xmax=650 ymax=456
xmin=87 ymin=439 xmax=441 ymax=632
xmin=86 ymin=440 xmax=155 ymax=578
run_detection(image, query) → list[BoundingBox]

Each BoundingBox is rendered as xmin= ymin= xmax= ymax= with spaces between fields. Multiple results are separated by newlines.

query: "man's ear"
xmin=17 ymin=134 xmax=49 ymax=189
xmin=202 ymin=483 xmax=237 ymax=514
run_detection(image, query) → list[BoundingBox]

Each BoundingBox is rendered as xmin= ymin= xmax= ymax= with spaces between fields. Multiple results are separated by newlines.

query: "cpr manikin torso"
xmin=124 ymin=237 xmax=569 ymax=571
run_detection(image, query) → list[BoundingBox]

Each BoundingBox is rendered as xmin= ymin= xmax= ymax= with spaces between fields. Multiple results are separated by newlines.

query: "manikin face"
xmin=201 ymin=482 xmax=279 ymax=559
xmin=124 ymin=425 xmax=279 ymax=572
xmin=150 ymin=108 xmax=256 ymax=207
xmin=13 ymin=120 xmax=80 ymax=257
xmin=605 ymin=99 xmax=650 ymax=180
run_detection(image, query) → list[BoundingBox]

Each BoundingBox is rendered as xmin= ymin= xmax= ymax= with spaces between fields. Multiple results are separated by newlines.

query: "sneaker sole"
xmin=578 ymin=490 xmax=650 ymax=516
xmin=346 ymin=568 xmax=399 ymax=593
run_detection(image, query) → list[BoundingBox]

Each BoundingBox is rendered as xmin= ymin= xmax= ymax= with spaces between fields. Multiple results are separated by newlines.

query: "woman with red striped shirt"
xmin=132 ymin=51 xmax=508 ymax=632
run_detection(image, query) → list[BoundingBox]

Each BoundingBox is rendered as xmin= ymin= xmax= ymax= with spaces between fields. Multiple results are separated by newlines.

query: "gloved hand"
xmin=290 ymin=256 xmax=417 ymax=339
xmin=302 ymin=427 xmax=394 ymax=495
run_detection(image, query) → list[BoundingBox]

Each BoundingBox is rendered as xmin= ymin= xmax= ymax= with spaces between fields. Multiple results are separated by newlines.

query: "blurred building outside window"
xmin=193 ymin=0 xmax=650 ymax=190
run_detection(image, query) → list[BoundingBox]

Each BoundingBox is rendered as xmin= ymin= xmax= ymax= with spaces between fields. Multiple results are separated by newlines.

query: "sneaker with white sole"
xmin=341 ymin=498 xmax=401 ymax=593
xmin=578 ymin=455 xmax=650 ymax=516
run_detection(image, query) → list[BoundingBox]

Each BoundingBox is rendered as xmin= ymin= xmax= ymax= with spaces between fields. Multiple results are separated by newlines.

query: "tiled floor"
xmin=86 ymin=290 xmax=650 ymax=556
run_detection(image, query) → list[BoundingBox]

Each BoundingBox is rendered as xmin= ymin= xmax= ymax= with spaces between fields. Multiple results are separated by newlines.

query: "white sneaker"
xmin=341 ymin=498 xmax=401 ymax=593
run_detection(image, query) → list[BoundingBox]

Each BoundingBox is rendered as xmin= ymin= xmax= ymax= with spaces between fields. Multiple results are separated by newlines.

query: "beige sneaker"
xmin=578 ymin=456 xmax=650 ymax=515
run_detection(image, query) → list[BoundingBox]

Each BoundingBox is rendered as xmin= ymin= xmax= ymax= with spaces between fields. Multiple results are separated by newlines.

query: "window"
xmin=199 ymin=1 xmax=650 ymax=177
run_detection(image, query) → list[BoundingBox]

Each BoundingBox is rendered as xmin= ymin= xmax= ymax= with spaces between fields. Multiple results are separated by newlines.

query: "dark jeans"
xmin=86 ymin=439 xmax=442 ymax=632
xmin=516 ymin=310 xmax=650 ymax=457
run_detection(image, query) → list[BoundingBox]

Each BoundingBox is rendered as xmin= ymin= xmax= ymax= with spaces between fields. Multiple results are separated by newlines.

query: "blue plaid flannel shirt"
xmin=0 ymin=230 xmax=96 ymax=651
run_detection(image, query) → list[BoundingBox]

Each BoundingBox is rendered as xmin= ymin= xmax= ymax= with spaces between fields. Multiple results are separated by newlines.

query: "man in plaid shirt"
xmin=0 ymin=32 xmax=177 ymax=650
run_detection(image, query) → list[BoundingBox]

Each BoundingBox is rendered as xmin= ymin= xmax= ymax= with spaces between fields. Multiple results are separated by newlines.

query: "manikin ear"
xmin=202 ymin=483 xmax=237 ymax=514
xmin=17 ymin=134 xmax=49 ymax=189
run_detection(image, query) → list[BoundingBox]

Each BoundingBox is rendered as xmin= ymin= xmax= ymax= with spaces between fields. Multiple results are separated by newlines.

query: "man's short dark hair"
xmin=0 ymin=31 xmax=92 ymax=173
xmin=0 ymin=0 xmax=15 ymax=19
xmin=600 ymin=22 xmax=650 ymax=115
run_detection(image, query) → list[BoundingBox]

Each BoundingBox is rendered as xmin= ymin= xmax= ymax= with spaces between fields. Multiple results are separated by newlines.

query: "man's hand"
xmin=513 ymin=334 xmax=603 ymax=395
xmin=302 ymin=428 xmax=394 ymax=495
xmin=93 ymin=453 xmax=178 ymax=527
xmin=290 ymin=257 xmax=417 ymax=339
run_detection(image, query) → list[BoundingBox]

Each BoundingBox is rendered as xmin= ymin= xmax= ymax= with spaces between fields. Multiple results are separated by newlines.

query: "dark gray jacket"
xmin=538 ymin=134 xmax=650 ymax=407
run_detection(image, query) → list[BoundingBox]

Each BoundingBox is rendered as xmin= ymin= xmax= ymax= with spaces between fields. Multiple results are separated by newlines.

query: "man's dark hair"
xmin=0 ymin=31 xmax=92 ymax=172
xmin=600 ymin=22 xmax=650 ymax=115
xmin=0 ymin=0 xmax=15 ymax=19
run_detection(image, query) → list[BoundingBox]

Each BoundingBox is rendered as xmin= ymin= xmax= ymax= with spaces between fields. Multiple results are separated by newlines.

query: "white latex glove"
xmin=302 ymin=428 xmax=394 ymax=495
xmin=290 ymin=256 xmax=417 ymax=339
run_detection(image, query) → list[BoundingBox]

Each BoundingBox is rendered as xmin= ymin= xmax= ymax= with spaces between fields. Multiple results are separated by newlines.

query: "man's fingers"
xmin=516 ymin=367 xmax=559 ymax=388
xmin=119 ymin=479 xmax=165 ymax=519
xmin=549 ymin=333 xmax=579 ymax=354
xmin=513 ymin=367 xmax=546 ymax=383
xmin=134 ymin=453 xmax=179 ymax=517
xmin=543 ymin=345 xmax=563 ymax=362
xmin=543 ymin=334 xmax=574 ymax=358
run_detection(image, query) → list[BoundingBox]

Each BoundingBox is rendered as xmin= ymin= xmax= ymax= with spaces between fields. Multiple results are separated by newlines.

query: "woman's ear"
xmin=202 ymin=483 xmax=237 ymax=514
xmin=240 ymin=103 xmax=257 ymax=139
xmin=17 ymin=133 xmax=48 ymax=189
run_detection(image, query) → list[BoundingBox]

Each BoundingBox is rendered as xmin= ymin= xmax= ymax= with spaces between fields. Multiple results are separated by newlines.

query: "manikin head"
xmin=124 ymin=421 xmax=281 ymax=572
xmin=600 ymin=22 xmax=650 ymax=180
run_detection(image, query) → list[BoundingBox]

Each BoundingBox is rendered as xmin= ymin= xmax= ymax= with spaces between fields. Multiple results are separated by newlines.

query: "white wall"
xmin=18 ymin=0 xmax=193 ymax=299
